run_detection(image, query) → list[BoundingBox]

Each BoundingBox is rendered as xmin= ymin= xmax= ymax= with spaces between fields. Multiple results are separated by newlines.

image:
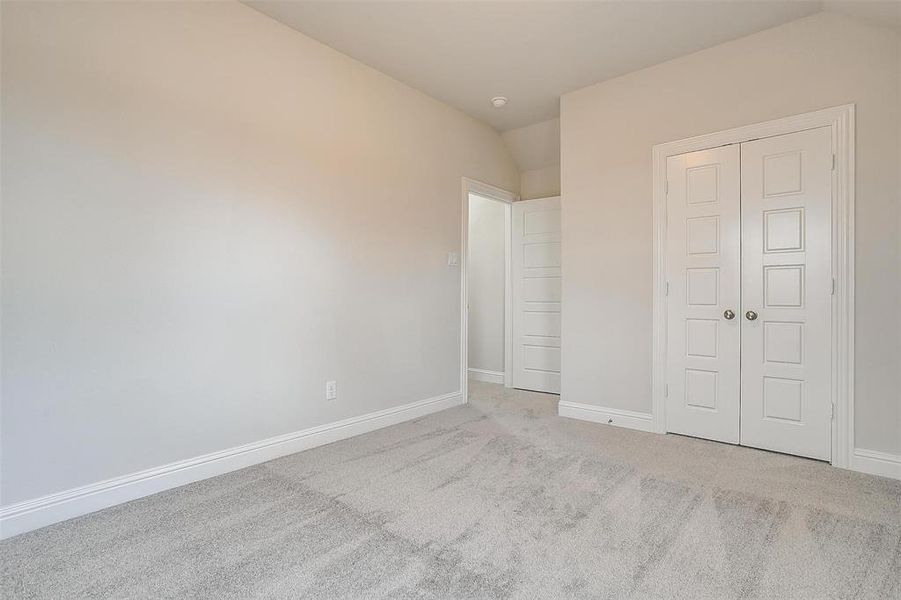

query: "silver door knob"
xmin=723 ymin=309 xmax=735 ymax=320
xmin=745 ymin=310 xmax=758 ymax=321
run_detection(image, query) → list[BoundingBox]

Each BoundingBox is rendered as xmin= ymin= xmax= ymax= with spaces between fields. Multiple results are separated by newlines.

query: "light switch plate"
xmin=447 ymin=252 xmax=460 ymax=267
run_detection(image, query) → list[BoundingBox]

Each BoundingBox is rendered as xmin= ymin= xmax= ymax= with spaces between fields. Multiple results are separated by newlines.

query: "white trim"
xmin=849 ymin=449 xmax=901 ymax=480
xmin=467 ymin=368 xmax=505 ymax=384
xmin=461 ymin=177 xmax=518 ymax=401
xmin=651 ymin=104 xmax=855 ymax=469
xmin=0 ymin=390 xmax=463 ymax=540
xmin=503 ymin=205 xmax=514 ymax=388
xmin=558 ymin=401 xmax=655 ymax=433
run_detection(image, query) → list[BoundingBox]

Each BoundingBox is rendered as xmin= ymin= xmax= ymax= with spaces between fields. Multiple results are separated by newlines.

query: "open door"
xmin=511 ymin=196 xmax=561 ymax=393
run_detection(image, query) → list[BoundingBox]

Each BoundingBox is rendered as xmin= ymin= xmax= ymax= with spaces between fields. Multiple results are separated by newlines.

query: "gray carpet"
xmin=2 ymin=381 xmax=900 ymax=599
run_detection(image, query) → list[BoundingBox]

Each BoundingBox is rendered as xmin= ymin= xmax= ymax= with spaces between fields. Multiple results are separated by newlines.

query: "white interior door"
xmin=665 ymin=145 xmax=742 ymax=443
xmin=739 ymin=127 xmax=833 ymax=460
xmin=512 ymin=196 xmax=561 ymax=393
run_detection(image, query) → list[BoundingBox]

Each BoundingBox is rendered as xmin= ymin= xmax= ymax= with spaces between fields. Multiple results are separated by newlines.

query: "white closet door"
xmin=740 ymin=127 xmax=833 ymax=460
xmin=511 ymin=196 xmax=561 ymax=393
xmin=665 ymin=145 xmax=741 ymax=443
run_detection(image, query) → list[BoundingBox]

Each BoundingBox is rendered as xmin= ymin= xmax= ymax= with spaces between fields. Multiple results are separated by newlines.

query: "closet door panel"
xmin=665 ymin=145 xmax=741 ymax=444
xmin=739 ymin=127 xmax=833 ymax=461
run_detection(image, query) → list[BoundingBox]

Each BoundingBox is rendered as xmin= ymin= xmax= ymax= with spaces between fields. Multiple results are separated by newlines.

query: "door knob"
xmin=745 ymin=310 xmax=758 ymax=321
xmin=723 ymin=309 xmax=735 ymax=320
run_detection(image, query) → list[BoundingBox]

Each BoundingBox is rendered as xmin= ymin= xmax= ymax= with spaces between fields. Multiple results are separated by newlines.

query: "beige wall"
xmin=561 ymin=12 xmax=901 ymax=454
xmin=521 ymin=165 xmax=561 ymax=201
xmin=467 ymin=194 xmax=506 ymax=374
xmin=0 ymin=1 xmax=518 ymax=505
xmin=502 ymin=118 xmax=561 ymax=200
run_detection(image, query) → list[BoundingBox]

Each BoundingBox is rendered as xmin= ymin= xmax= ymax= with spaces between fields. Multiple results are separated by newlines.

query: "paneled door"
xmin=665 ymin=145 xmax=742 ymax=444
xmin=739 ymin=127 xmax=833 ymax=460
xmin=512 ymin=196 xmax=561 ymax=393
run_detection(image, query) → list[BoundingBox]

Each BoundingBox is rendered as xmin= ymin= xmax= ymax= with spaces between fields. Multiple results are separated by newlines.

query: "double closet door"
xmin=665 ymin=127 xmax=832 ymax=461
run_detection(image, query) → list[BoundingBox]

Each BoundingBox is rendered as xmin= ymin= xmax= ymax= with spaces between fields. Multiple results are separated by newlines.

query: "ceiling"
xmin=246 ymin=1 xmax=899 ymax=131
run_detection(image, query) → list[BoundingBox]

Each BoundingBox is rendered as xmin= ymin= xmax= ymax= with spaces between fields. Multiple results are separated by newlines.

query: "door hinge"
xmin=831 ymin=403 xmax=835 ymax=420
xmin=664 ymin=384 xmax=669 ymax=398
xmin=664 ymin=179 xmax=669 ymax=195
xmin=665 ymin=281 xmax=670 ymax=296
xmin=831 ymin=154 xmax=836 ymax=171
xmin=831 ymin=278 xmax=835 ymax=295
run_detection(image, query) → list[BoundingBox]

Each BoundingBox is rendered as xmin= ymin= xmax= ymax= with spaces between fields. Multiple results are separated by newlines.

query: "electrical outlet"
xmin=325 ymin=380 xmax=337 ymax=401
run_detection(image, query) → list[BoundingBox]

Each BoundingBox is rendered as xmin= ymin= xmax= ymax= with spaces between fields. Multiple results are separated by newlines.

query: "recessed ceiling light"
xmin=490 ymin=96 xmax=508 ymax=108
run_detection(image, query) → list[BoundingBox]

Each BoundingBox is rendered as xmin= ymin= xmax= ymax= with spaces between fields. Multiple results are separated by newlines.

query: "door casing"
xmin=651 ymin=105 xmax=855 ymax=468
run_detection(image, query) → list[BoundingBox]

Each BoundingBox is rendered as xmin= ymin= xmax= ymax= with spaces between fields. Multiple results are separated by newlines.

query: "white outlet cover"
xmin=325 ymin=380 xmax=337 ymax=400
xmin=447 ymin=252 xmax=460 ymax=267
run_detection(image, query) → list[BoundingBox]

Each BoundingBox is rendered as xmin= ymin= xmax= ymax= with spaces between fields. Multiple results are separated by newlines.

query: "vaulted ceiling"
xmin=246 ymin=1 xmax=900 ymax=131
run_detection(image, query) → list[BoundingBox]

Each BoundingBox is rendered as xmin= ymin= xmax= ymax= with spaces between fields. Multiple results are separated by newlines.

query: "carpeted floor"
xmin=2 ymin=381 xmax=899 ymax=599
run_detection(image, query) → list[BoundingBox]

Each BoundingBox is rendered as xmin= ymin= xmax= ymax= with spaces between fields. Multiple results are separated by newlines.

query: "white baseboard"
xmin=467 ymin=368 xmax=505 ymax=385
xmin=561 ymin=401 xmax=900 ymax=481
xmin=849 ymin=448 xmax=901 ymax=480
xmin=558 ymin=400 xmax=655 ymax=433
xmin=0 ymin=390 xmax=464 ymax=540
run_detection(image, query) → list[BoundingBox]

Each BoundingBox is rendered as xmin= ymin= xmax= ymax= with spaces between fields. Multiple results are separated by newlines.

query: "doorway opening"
xmin=461 ymin=178 xmax=514 ymax=403
xmin=461 ymin=178 xmax=562 ymax=401
xmin=466 ymin=191 xmax=510 ymax=388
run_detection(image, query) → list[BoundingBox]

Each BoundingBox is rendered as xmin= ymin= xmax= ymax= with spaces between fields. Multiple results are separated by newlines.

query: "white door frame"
xmin=651 ymin=104 xmax=855 ymax=468
xmin=461 ymin=177 xmax=518 ymax=402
